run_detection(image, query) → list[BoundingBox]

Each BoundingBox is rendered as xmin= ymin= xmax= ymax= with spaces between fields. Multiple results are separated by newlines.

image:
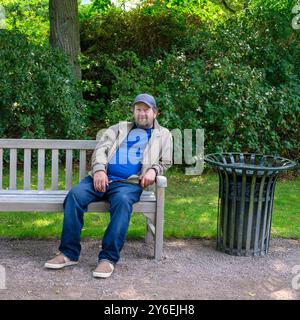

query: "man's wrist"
xmin=94 ymin=169 xmax=107 ymax=176
xmin=92 ymin=164 xmax=106 ymax=175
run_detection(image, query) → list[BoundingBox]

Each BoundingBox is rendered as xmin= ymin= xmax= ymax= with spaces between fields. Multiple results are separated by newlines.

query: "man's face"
xmin=133 ymin=102 xmax=157 ymax=129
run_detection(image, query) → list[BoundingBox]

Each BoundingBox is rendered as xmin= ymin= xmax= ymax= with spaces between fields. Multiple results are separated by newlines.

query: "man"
xmin=44 ymin=93 xmax=173 ymax=278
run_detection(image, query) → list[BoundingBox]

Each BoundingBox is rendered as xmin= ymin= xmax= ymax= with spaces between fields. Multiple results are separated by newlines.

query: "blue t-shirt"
xmin=107 ymin=125 xmax=152 ymax=181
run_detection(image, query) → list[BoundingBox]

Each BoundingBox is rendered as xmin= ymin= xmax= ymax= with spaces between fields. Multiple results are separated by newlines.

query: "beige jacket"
xmin=89 ymin=119 xmax=173 ymax=183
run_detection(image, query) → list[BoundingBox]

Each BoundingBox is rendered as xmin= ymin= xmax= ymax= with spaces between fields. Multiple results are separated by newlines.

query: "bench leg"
xmin=154 ymin=187 xmax=165 ymax=261
xmin=145 ymin=218 xmax=153 ymax=244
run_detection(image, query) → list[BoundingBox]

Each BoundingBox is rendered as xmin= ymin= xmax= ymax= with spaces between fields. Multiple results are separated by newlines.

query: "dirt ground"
xmin=0 ymin=237 xmax=300 ymax=300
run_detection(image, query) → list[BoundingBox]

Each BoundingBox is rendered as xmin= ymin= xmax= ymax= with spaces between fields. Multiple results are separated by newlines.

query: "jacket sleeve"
xmin=91 ymin=127 xmax=116 ymax=176
xmin=152 ymin=130 xmax=173 ymax=176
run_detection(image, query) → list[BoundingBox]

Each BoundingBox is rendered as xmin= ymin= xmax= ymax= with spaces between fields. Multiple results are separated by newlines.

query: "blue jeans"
xmin=59 ymin=176 xmax=143 ymax=264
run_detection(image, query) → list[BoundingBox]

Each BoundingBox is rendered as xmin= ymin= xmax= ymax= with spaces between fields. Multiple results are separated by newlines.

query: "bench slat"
xmin=0 ymin=148 xmax=2 ymax=190
xmin=0 ymin=202 xmax=156 ymax=213
xmin=66 ymin=150 xmax=73 ymax=190
xmin=38 ymin=149 xmax=45 ymax=190
xmin=79 ymin=150 xmax=86 ymax=182
xmin=51 ymin=149 xmax=59 ymax=190
xmin=0 ymin=190 xmax=68 ymax=195
xmin=24 ymin=149 xmax=31 ymax=190
xmin=0 ymin=194 xmax=156 ymax=212
xmin=9 ymin=149 xmax=17 ymax=190
xmin=0 ymin=190 xmax=156 ymax=201
xmin=0 ymin=139 xmax=97 ymax=150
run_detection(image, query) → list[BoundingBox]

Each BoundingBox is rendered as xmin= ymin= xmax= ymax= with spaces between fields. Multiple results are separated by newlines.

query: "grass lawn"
xmin=0 ymin=167 xmax=299 ymax=239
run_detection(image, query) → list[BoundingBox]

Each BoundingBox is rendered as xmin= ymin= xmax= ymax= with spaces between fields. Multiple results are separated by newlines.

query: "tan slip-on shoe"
xmin=93 ymin=260 xmax=115 ymax=278
xmin=44 ymin=253 xmax=78 ymax=269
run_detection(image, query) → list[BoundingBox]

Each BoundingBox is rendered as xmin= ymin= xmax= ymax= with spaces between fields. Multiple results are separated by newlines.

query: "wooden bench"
xmin=0 ymin=139 xmax=167 ymax=260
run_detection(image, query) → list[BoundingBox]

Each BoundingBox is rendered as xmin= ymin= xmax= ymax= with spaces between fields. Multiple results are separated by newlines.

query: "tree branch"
xmin=221 ymin=0 xmax=236 ymax=13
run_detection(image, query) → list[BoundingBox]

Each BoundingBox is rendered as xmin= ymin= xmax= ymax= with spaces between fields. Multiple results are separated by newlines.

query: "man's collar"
xmin=153 ymin=119 xmax=161 ymax=130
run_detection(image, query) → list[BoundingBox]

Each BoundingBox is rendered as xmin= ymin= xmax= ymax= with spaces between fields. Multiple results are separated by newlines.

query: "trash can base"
xmin=218 ymin=246 xmax=268 ymax=257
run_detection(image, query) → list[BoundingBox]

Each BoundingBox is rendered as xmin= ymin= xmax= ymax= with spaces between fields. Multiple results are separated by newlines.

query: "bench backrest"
xmin=0 ymin=139 xmax=98 ymax=191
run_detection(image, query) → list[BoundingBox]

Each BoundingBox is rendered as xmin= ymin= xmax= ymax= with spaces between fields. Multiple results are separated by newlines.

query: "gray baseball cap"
xmin=132 ymin=93 xmax=157 ymax=110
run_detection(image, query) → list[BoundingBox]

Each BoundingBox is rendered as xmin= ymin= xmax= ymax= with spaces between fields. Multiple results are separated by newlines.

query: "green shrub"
xmin=79 ymin=1 xmax=300 ymax=161
xmin=80 ymin=5 xmax=199 ymax=59
xmin=1 ymin=0 xmax=49 ymax=45
xmin=0 ymin=30 xmax=87 ymax=140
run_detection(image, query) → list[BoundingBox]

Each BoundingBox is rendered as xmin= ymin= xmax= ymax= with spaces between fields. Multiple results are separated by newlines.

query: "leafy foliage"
xmin=0 ymin=30 xmax=87 ymax=139
xmin=1 ymin=0 xmax=299 ymax=161
xmin=1 ymin=0 xmax=49 ymax=44
xmin=80 ymin=1 xmax=300 ymax=160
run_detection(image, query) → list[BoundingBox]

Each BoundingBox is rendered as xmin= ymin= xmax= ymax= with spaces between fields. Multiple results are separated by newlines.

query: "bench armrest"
xmin=156 ymin=175 xmax=167 ymax=188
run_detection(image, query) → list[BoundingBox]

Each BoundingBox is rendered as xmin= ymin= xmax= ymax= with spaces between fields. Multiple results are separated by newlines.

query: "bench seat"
xmin=0 ymin=190 xmax=156 ymax=212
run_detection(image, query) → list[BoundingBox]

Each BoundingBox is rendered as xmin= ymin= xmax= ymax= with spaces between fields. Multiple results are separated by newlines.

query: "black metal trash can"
xmin=204 ymin=153 xmax=297 ymax=256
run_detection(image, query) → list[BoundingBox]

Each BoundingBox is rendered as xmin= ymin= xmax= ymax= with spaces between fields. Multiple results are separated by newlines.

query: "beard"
xmin=134 ymin=117 xmax=153 ymax=129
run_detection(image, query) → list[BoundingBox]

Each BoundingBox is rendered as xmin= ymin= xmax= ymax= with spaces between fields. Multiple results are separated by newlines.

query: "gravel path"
xmin=0 ymin=238 xmax=300 ymax=300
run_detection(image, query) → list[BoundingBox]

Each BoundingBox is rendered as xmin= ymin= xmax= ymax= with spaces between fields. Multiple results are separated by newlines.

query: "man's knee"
xmin=116 ymin=191 xmax=140 ymax=206
xmin=66 ymin=186 xmax=78 ymax=199
xmin=112 ymin=190 xmax=141 ymax=209
xmin=115 ymin=192 xmax=130 ymax=202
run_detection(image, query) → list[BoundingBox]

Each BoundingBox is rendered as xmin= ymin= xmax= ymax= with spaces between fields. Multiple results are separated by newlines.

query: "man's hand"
xmin=140 ymin=169 xmax=157 ymax=188
xmin=93 ymin=170 xmax=109 ymax=192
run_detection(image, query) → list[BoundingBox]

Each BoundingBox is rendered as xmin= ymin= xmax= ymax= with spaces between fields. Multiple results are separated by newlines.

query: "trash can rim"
xmin=204 ymin=152 xmax=297 ymax=172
